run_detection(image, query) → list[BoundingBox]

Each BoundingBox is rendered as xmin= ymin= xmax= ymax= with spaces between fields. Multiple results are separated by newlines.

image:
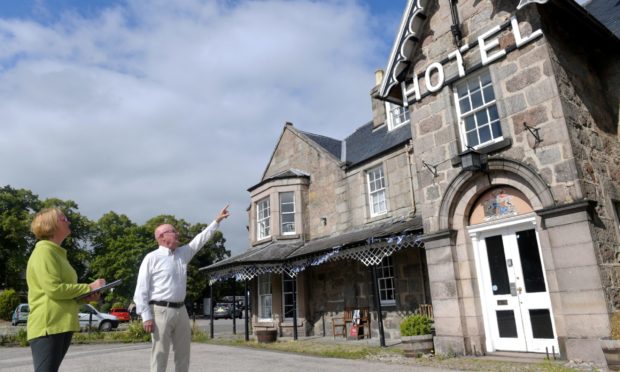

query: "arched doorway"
xmin=467 ymin=187 xmax=558 ymax=353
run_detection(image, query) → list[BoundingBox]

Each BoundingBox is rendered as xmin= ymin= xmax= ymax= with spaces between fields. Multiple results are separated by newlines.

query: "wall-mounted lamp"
xmin=422 ymin=158 xmax=450 ymax=178
xmin=320 ymin=217 xmax=327 ymax=226
xmin=449 ymin=0 xmax=463 ymax=47
xmin=523 ymin=122 xmax=543 ymax=147
xmin=460 ymin=148 xmax=486 ymax=172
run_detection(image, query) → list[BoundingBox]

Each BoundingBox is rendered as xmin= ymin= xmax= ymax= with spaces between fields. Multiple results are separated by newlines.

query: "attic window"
xmin=385 ymin=102 xmax=410 ymax=131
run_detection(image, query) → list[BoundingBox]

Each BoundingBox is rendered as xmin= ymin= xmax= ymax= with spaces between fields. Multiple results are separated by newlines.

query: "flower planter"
xmin=402 ymin=334 xmax=433 ymax=358
xmin=601 ymin=338 xmax=620 ymax=371
xmin=256 ymin=330 xmax=278 ymax=343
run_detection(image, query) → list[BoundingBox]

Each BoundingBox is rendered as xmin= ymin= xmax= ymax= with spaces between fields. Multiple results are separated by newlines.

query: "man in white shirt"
xmin=134 ymin=205 xmax=230 ymax=372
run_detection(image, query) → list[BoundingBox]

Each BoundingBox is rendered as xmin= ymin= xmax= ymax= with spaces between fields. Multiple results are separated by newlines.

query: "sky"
xmin=0 ymin=0 xmax=408 ymax=255
xmin=0 ymin=0 xmax=589 ymax=256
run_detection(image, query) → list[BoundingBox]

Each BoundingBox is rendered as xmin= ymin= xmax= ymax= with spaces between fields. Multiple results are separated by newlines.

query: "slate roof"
xmin=299 ymin=131 xmax=342 ymax=159
xmin=584 ymin=0 xmax=620 ymax=38
xmin=201 ymin=215 xmax=422 ymax=273
xmin=298 ymin=120 xmax=412 ymax=169
xmin=344 ymin=121 xmax=412 ymax=167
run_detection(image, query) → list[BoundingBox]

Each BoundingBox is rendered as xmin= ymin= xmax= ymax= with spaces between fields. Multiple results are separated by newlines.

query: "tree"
xmin=0 ymin=186 xmax=41 ymax=291
xmin=90 ymin=212 xmax=152 ymax=304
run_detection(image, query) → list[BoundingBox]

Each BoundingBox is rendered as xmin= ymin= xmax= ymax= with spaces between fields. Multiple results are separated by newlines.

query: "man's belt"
xmin=149 ymin=300 xmax=184 ymax=308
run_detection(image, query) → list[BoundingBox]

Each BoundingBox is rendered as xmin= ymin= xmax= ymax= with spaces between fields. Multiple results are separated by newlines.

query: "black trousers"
xmin=30 ymin=331 xmax=73 ymax=372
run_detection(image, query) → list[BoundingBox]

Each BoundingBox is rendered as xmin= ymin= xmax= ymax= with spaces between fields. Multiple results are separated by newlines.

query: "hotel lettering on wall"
xmin=402 ymin=16 xmax=543 ymax=105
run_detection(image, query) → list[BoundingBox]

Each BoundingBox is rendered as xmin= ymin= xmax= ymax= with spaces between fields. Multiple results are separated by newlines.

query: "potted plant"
xmin=400 ymin=314 xmax=433 ymax=358
xmin=601 ymin=312 xmax=620 ymax=370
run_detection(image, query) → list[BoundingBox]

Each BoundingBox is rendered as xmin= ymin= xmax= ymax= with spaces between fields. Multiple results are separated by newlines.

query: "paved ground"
xmin=0 ymin=342 xmax=457 ymax=372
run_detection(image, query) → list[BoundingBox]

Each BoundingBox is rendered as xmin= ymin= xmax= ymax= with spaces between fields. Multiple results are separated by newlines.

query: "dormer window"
xmin=386 ymin=102 xmax=411 ymax=131
xmin=279 ymin=192 xmax=296 ymax=235
xmin=257 ymin=197 xmax=271 ymax=240
xmin=454 ymin=70 xmax=502 ymax=150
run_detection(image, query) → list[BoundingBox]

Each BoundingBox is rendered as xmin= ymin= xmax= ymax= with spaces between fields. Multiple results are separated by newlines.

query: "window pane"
xmin=476 ymin=110 xmax=488 ymax=126
xmin=464 ymin=116 xmax=476 ymax=131
xmin=529 ymin=309 xmax=554 ymax=339
xmin=466 ymin=130 xmax=479 ymax=147
xmin=459 ymin=97 xmax=471 ymax=113
xmin=280 ymin=192 xmax=293 ymax=203
xmin=454 ymin=71 xmax=500 ymax=150
xmin=497 ymin=310 xmax=518 ymax=338
xmin=483 ymin=85 xmax=495 ymax=102
xmin=457 ymin=84 xmax=468 ymax=97
xmin=489 ymin=105 xmax=499 ymax=121
xmin=377 ymin=256 xmax=396 ymax=304
xmin=479 ymin=125 xmax=491 ymax=143
xmin=280 ymin=192 xmax=295 ymax=235
xmin=486 ymin=235 xmax=510 ymax=295
xmin=471 ymin=90 xmax=483 ymax=108
xmin=491 ymin=120 xmax=502 ymax=137
xmin=368 ymin=166 xmax=387 ymax=216
xmin=517 ymin=229 xmax=546 ymax=293
xmin=481 ymin=72 xmax=492 ymax=86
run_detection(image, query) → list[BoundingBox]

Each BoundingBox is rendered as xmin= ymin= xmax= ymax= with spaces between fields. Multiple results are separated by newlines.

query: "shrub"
xmin=112 ymin=302 xmax=125 ymax=309
xmin=100 ymin=303 xmax=111 ymax=313
xmin=400 ymin=314 xmax=432 ymax=337
xmin=0 ymin=289 xmax=20 ymax=320
xmin=611 ymin=312 xmax=620 ymax=340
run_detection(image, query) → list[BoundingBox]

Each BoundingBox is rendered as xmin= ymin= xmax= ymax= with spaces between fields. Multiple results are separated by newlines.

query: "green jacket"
xmin=26 ymin=240 xmax=91 ymax=340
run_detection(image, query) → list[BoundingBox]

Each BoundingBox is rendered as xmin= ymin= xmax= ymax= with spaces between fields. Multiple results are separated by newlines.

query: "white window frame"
xmin=377 ymin=256 xmax=396 ymax=306
xmin=256 ymin=197 xmax=271 ymax=240
xmin=279 ymin=192 xmax=296 ymax=235
xmin=385 ymin=102 xmax=410 ymax=131
xmin=453 ymin=70 xmax=503 ymax=150
xmin=366 ymin=165 xmax=387 ymax=217
xmin=282 ymin=273 xmax=297 ymax=320
xmin=258 ymin=274 xmax=272 ymax=320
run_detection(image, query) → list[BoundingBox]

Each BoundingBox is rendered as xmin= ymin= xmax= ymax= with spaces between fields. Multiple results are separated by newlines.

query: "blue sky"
xmin=0 ymin=0 xmax=408 ymax=254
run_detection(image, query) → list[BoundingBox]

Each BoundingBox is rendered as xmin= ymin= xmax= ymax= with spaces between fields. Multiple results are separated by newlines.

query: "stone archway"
xmin=438 ymin=158 xmax=555 ymax=232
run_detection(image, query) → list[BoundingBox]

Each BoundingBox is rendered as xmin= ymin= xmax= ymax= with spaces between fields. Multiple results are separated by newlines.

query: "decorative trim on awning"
xmin=207 ymin=232 xmax=423 ymax=285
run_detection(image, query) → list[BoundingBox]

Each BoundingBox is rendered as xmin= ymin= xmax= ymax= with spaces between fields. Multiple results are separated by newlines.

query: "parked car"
xmin=110 ymin=307 xmax=131 ymax=322
xmin=78 ymin=304 xmax=119 ymax=331
xmin=212 ymin=303 xmax=242 ymax=319
xmin=11 ymin=303 xmax=29 ymax=326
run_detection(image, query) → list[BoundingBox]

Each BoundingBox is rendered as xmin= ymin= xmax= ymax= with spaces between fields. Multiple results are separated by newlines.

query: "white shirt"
xmin=133 ymin=220 xmax=219 ymax=322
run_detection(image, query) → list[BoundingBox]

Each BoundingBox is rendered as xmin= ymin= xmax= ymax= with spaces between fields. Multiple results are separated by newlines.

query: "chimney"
xmin=370 ymin=69 xmax=387 ymax=129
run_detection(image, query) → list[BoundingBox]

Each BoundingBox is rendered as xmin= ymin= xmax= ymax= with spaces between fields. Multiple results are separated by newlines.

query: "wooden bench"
xmin=331 ymin=307 xmax=371 ymax=339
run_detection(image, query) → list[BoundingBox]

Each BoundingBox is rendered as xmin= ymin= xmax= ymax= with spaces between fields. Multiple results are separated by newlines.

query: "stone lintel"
xmin=536 ymin=199 xmax=597 ymax=228
xmin=421 ymin=229 xmax=457 ymax=249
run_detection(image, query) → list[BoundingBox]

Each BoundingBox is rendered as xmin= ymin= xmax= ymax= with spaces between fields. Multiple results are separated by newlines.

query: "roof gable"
xmin=258 ymin=123 xmax=342 ymax=182
xmin=379 ymin=0 xmax=431 ymax=102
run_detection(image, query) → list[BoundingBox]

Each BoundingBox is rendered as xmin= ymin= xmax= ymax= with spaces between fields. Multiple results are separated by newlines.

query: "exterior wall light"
xmin=460 ymin=149 xmax=485 ymax=172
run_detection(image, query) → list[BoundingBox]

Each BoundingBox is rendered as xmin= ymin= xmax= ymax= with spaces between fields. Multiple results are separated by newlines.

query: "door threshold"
xmin=482 ymin=351 xmax=558 ymax=363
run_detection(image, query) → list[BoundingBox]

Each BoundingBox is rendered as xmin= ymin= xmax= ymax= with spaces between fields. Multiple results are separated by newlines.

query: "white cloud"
xmin=0 ymin=0 xmax=385 ymax=254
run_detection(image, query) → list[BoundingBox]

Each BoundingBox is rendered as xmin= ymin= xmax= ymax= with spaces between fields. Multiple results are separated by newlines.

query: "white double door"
xmin=471 ymin=217 xmax=558 ymax=353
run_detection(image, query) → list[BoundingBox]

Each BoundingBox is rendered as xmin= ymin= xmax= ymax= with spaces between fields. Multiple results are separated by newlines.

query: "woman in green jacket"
xmin=27 ymin=207 xmax=105 ymax=372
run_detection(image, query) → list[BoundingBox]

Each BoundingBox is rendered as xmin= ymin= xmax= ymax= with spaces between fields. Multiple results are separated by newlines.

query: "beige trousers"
xmin=151 ymin=304 xmax=191 ymax=372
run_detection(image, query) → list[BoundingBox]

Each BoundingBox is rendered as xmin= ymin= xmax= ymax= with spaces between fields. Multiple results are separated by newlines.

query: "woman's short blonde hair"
xmin=31 ymin=208 xmax=63 ymax=240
